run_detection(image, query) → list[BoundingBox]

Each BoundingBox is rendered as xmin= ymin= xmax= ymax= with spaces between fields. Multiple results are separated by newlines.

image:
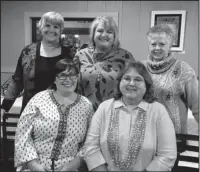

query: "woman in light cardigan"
xmin=84 ymin=62 xmax=177 ymax=171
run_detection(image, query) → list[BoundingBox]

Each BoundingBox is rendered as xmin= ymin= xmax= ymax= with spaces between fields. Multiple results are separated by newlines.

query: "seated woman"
xmin=14 ymin=59 xmax=94 ymax=171
xmin=84 ymin=61 xmax=177 ymax=171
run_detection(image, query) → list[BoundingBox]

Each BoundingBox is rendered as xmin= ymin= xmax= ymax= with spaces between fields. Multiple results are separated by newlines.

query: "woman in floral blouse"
xmin=76 ymin=16 xmax=135 ymax=111
xmin=15 ymin=59 xmax=94 ymax=171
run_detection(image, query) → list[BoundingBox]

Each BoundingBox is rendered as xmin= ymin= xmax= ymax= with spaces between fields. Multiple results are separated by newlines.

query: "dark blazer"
xmin=1 ymin=41 xmax=73 ymax=113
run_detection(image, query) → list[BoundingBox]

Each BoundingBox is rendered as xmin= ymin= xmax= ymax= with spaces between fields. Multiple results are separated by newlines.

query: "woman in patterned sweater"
xmin=143 ymin=24 xmax=199 ymax=134
xmin=75 ymin=16 xmax=135 ymax=111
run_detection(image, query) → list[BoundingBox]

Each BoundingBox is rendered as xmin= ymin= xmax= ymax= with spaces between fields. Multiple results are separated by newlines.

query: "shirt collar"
xmin=114 ymin=98 xmax=149 ymax=112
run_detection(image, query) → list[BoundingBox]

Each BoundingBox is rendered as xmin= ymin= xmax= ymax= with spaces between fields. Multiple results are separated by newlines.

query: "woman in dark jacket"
xmin=1 ymin=11 xmax=76 ymax=118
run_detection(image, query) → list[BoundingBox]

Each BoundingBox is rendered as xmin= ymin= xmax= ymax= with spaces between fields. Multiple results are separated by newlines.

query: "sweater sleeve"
xmin=14 ymin=94 xmax=39 ymax=169
xmin=179 ymin=61 xmax=199 ymax=123
xmin=1 ymin=49 xmax=24 ymax=112
xmin=146 ymin=104 xmax=177 ymax=171
xmin=184 ymin=74 xmax=199 ymax=123
xmin=83 ymin=103 xmax=106 ymax=171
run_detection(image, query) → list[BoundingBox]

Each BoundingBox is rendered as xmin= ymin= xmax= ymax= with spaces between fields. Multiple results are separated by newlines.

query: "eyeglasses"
xmin=121 ymin=76 xmax=144 ymax=85
xmin=57 ymin=73 xmax=78 ymax=80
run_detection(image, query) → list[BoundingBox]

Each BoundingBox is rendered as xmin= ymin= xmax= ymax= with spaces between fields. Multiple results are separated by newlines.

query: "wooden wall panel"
xmin=105 ymin=1 xmax=122 ymax=39
xmin=87 ymin=1 xmax=106 ymax=12
xmin=120 ymin=1 xmax=141 ymax=59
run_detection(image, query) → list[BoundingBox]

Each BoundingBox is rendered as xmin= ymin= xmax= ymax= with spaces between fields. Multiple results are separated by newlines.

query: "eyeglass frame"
xmin=120 ymin=76 xmax=145 ymax=86
xmin=56 ymin=73 xmax=79 ymax=81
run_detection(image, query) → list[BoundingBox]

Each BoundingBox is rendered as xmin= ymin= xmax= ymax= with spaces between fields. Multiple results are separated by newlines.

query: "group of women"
xmin=0 ymin=11 xmax=198 ymax=171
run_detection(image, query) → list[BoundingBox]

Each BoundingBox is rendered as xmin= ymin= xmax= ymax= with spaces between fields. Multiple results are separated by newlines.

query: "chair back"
xmin=172 ymin=134 xmax=199 ymax=172
xmin=1 ymin=112 xmax=20 ymax=171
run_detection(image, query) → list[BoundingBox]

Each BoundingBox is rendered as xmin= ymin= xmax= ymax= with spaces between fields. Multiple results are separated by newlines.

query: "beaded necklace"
xmin=107 ymin=100 xmax=147 ymax=171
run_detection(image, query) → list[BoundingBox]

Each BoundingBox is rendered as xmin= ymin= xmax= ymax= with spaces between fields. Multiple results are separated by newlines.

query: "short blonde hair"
xmin=89 ymin=16 xmax=120 ymax=49
xmin=38 ymin=11 xmax=64 ymax=34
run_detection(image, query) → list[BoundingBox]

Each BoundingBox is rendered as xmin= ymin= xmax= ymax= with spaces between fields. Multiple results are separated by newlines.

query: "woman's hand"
xmin=57 ymin=165 xmax=74 ymax=171
xmin=57 ymin=156 xmax=83 ymax=171
xmin=27 ymin=159 xmax=47 ymax=171
xmin=57 ymin=164 xmax=77 ymax=171
xmin=91 ymin=164 xmax=108 ymax=171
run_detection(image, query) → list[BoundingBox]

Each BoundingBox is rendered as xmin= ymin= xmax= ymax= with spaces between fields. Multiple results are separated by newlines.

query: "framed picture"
xmin=151 ymin=10 xmax=186 ymax=51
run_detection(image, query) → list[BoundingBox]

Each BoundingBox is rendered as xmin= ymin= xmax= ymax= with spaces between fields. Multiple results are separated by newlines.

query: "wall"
xmin=1 ymin=1 xmax=199 ymax=82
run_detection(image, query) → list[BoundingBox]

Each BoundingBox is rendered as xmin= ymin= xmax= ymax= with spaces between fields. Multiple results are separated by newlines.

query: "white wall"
xmin=1 ymin=1 xmax=199 ymax=77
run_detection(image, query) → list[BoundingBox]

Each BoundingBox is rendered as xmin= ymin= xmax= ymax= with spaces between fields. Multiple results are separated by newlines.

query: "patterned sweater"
xmin=143 ymin=53 xmax=199 ymax=134
xmin=76 ymin=47 xmax=135 ymax=111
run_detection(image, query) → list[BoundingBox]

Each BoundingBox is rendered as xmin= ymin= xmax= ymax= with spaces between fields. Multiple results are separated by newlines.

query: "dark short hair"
xmin=49 ymin=58 xmax=81 ymax=92
xmin=54 ymin=58 xmax=80 ymax=76
xmin=113 ymin=61 xmax=157 ymax=103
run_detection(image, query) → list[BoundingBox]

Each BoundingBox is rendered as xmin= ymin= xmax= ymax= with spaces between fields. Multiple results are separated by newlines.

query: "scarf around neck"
xmin=147 ymin=53 xmax=177 ymax=74
xmin=88 ymin=46 xmax=118 ymax=62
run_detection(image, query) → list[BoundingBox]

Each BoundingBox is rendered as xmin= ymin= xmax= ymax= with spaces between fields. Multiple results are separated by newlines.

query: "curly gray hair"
xmin=147 ymin=24 xmax=175 ymax=44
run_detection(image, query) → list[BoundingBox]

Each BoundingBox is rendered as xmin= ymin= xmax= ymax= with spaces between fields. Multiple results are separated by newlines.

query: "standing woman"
xmin=76 ymin=16 xmax=135 ymax=111
xmin=1 ymin=11 xmax=75 ymax=119
xmin=143 ymin=24 xmax=199 ymax=134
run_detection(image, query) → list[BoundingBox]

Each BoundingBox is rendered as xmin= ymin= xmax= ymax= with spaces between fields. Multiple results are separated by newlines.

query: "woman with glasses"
xmin=15 ymin=59 xmax=94 ymax=171
xmin=84 ymin=61 xmax=177 ymax=171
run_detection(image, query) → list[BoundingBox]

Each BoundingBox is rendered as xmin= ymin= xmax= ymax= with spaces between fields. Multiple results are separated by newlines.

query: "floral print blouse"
xmin=14 ymin=89 xmax=94 ymax=171
xmin=76 ymin=47 xmax=135 ymax=111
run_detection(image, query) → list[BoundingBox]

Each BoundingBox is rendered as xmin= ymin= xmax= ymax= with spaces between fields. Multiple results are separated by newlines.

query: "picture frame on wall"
xmin=151 ymin=10 xmax=186 ymax=52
